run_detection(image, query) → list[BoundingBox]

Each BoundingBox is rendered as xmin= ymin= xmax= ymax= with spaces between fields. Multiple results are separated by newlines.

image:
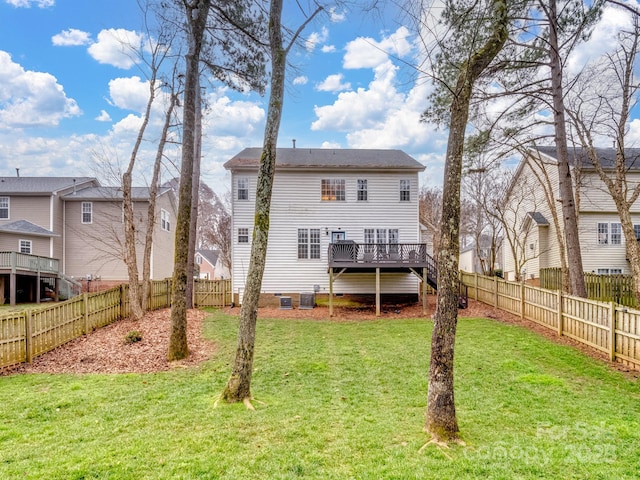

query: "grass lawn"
xmin=1 ymin=310 xmax=639 ymax=479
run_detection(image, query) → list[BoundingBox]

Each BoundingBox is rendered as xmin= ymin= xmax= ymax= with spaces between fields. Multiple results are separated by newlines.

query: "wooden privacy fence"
xmin=540 ymin=267 xmax=637 ymax=308
xmin=461 ymin=271 xmax=640 ymax=371
xmin=0 ymin=278 xmax=230 ymax=370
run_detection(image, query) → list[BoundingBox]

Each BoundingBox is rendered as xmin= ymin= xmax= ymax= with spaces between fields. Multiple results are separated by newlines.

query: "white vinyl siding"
xmin=0 ymin=196 xmax=8 ymax=219
xmin=230 ymin=170 xmax=420 ymax=295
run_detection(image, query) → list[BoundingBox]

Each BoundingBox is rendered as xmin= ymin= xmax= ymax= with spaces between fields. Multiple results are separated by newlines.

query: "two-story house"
xmin=502 ymin=146 xmax=640 ymax=281
xmin=0 ymin=177 xmax=176 ymax=305
xmin=224 ymin=148 xmax=433 ymax=315
xmin=195 ymin=249 xmax=229 ymax=280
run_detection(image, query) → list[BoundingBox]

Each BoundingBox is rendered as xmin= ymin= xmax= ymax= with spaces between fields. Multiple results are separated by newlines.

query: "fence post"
xmin=167 ymin=278 xmax=171 ymax=308
xmin=556 ymin=289 xmax=563 ymax=336
xmin=83 ymin=292 xmax=89 ymax=333
xmin=474 ymin=273 xmax=479 ymax=301
xmin=494 ymin=276 xmax=498 ymax=307
xmin=609 ymin=301 xmax=617 ymax=363
xmin=24 ymin=310 xmax=32 ymax=363
xmin=520 ymin=281 xmax=525 ymax=319
xmin=120 ymin=285 xmax=126 ymax=319
xmin=222 ymin=279 xmax=226 ymax=307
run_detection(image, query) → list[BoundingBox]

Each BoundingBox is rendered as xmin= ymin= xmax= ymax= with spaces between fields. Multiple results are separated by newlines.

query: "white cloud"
xmin=293 ymin=75 xmax=308 ymax=86
xmin=311 ymin=62 xmax=403 ymax=131
xmin=203 ymin=88 xmax=265 ymax=137
xmin=6 ymin=0 xmax=54 ymax=7
xmin=52 ymin=28 xmax=92 ymax=46
xmin=343 ymin=26 xmax=412 ymax=69
xmin=321 ymin=45 xmax=336 ymax=53
xmin=316 ymin=73 xmax=351 ymax=93
xmin=95 ymin=110 xmax=111 ymax=122
xmin=0 ymin=50 xmax=80 ymax=129
xmin=107 ymin=76 xmax=150 ymax=113
xmin=566 ymin=5 xmax=634 ymax=76
xmin=329 ymin=8 xmax=346 ymax=23
xmin=87 ymin=28 xmax=146 ymax=69
xmin=305 ymin=26 xmax=329 ymax=52
xmin=321 ymin=141 xmax=341 ymax=149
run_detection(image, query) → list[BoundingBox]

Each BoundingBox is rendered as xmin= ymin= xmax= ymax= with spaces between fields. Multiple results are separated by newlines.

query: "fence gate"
xmin=193 ymin=279 xmax=231 ymax=307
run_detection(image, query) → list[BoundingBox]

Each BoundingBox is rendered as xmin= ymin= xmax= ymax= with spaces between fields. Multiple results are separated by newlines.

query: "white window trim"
xmin=0 ymin=196 xmax=9 ymax=219
xmin=81 ymin=202 xmax=93 ymax=224
xmin=161 ymin=209 xmax=171 ymax=232
xmin=597 ymin=222 xmax=622 ymax=246
xmin=298 ymin=228 xmax=321 ymax=259
xmin=321 ymin=179 xmax=346 ymax=201
xmin=237 ymin=177 xmax=249 ymax=201
xmin=400 ymin=179 xmax=411 ymax=202
xmin=238 ymin=228 xmax=249 ymax=244
xmin=19 ymin=239 xmax=32 ymax=254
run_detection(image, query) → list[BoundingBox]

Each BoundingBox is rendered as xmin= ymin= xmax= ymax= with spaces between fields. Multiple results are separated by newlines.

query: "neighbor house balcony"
xmin=328 ymin=242 xmax=435 ymax=274
xmin=0 ymin=251 xmax=59 ymax=275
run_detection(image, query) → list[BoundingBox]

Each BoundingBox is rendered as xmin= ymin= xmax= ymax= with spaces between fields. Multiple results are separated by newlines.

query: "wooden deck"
xmin=0 ymin=252 xmax=60 ymax=306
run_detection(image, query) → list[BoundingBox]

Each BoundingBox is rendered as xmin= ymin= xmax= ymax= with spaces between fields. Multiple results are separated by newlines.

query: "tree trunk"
xmin=548 ymin=0 xmax=586 ymax=297
xmin=222 ymin=0 xmax=286 ymax=403
xmin=426 ymin=0 xmax=508 ymax=443
xmin=168 ymin=0 xmax=211 ymax=361
xmin=186 ymin=76 xmax=202 ymax=309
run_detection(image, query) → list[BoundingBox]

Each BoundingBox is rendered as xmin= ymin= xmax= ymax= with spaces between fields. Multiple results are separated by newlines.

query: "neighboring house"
xmin=502 ymin=146 xmax=640 ymax=281
xmin=195 ymin=249 xmax=229 ymax=280
xmin=0 ymin=176 xmax=176 ymax=304
xmin=459 ymin=235 xmax=502 ymax=274
xmin=224 ymin=147 xmax=431 ymax=312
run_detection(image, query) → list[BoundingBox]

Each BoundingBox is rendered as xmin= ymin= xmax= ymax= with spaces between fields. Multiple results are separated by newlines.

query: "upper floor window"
xmin=196 ymin=255 xmax=202 ymax=265
xmin=597 ymin=222 xmax=621 ymax=245
xmin=0 ymin=196 xmax=8 ymax=219
xmin=321 ymin=179 xmax=345 ymax=201
xmin=161 ymin=209 xmax=171 ymax=232
xmin=81 ymin=202 xmax=92 ymax=224
xmin=298 ymin=228 xmax=321 ymax=259
xmin=400 ymin=180 xmax=411 ymax=201
xmin=237 ymin=177 xmax=249 ymax=200
xmin=634 ymin=224 xmax=640 ymax=241
xmin=19 ymin=239 xmax=32 ymax=254
xmin=238 ymin=228 xmax=249 ymax=244
xmin=357 ymin=179 xmax=368 ymax=201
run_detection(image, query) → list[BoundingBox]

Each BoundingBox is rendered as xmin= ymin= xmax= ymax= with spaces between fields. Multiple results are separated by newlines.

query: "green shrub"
xmin=123 ymin=330 xmax=142 ymax=344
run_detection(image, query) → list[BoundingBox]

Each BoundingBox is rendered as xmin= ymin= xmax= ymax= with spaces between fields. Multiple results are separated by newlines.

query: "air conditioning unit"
xmin=279 ymin=296 xmax=293 ymax=309
xmin=299 ymin=293 xmax=315 ymax=310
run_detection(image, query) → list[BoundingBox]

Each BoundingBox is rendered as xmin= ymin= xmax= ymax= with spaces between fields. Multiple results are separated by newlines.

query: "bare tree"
xmin=221 ymin=0 xmax=324 ymax=408
xmin=566 ymin=15 xmax=640 ymax=303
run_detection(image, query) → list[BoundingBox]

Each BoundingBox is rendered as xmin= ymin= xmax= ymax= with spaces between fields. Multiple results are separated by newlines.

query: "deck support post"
xmin=329 ymin=267 xmax=334 ymax=317
xmin=422 ymin=267 xmax=427 ymax=316
xmin=376 ymin=267 xmax=380 ymax=317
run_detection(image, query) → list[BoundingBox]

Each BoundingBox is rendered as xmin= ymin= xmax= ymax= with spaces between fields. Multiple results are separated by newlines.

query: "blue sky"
xmin=0 ymin=0 xmax=638 ymax=195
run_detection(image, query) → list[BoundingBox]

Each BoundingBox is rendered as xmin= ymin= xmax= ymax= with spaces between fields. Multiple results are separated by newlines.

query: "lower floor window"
xmin=597 ymin=268 xmax=623 ymax=275
xmin=19 ymin=239 xmax=32 ymax=254
xmin=298 ymin=228 xmax=321 ymax=259
xmin=238 ymin=228 xmax=249 ymax=244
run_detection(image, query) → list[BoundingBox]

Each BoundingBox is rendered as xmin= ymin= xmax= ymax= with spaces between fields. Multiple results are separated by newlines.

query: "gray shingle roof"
xmin=62 ymin=186 xmax=172 ymax=201
xmin=224 ymin=148 xmax=425 ymax=171
xmin=196 ymin=249 xmax=219 ymax=266
xmin=0 ymin=177 xmax=97 ymax=194
xmin=533 ymin=146 xmax=640 ymax=169
xmin=0 ymin=220 xmax=58 ymax=237
xmin=527 ymin=212 xmax=549 ymax=226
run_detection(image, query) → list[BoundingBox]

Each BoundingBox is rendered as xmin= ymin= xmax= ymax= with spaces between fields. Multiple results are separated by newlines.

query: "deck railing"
xmin=0 ymin=252 xmax=59 ymax=274
xmin=328 ymin=242 xmax=430 ymax=265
